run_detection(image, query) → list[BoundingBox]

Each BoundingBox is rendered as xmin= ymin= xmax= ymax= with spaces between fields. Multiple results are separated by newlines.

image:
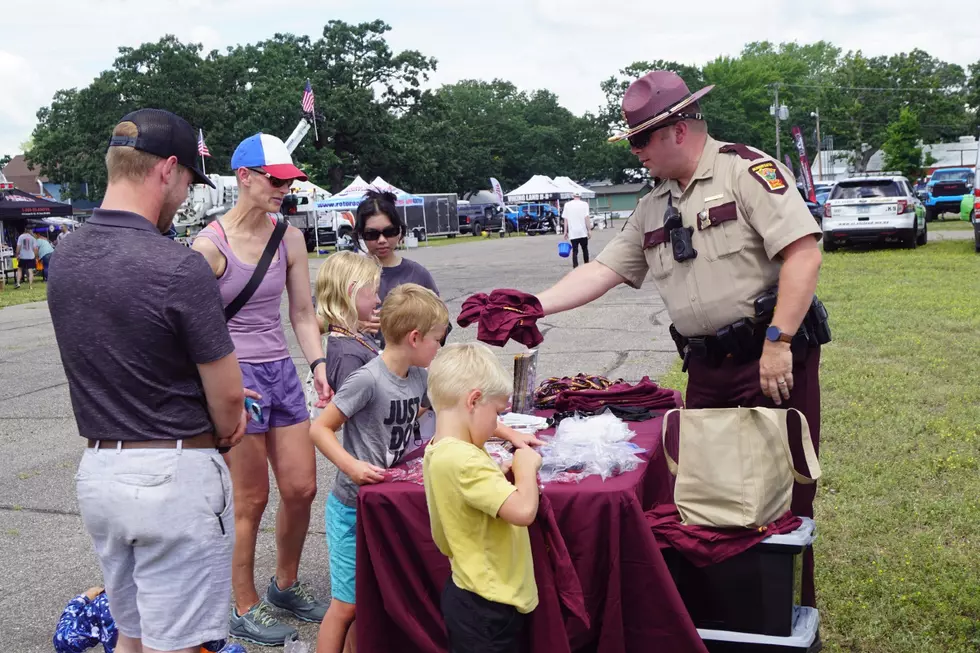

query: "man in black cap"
xmin=49 ymin=109 xmax=254 ymax=653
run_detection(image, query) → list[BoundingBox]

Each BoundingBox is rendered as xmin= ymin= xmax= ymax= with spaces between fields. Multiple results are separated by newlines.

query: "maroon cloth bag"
xmin=457 ymin=289 xmax=545 ymax=348
xmin=647 ymin=503 xmax=802 ymax=567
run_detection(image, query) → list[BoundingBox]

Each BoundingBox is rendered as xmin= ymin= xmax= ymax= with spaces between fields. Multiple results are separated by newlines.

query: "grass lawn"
xmin=0 ymin=279 xmax=48 ymax=308
xmin=930 ymin=219 xmax=973 ymax=231
xmin=662 ymin=240 xmax=980 ymax=651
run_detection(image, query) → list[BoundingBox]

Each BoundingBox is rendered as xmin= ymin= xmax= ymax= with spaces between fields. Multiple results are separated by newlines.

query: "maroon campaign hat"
xmin=608 ymin=71 xmax=714 ymax=143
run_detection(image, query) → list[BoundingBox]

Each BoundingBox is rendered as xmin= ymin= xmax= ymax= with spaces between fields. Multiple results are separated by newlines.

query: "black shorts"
xmin=441 ymin=579 xmax=525 ymax=653
xmin=18 ymin=258 xmax=35 ymax=271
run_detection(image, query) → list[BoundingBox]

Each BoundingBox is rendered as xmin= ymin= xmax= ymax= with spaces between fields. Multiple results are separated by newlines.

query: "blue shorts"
xmin=326 ymin=493 xmax=357 ymax=604
xmin=240 ymin=358 xmax=310 ymax=434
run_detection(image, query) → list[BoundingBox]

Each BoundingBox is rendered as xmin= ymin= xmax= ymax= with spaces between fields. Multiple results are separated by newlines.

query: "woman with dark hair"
xmin=354 ymin=189 xmax=440 ymax=342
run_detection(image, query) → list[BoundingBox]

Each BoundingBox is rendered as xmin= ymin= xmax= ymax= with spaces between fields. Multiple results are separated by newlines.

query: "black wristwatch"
xmin=310 ymin=357 xmax=327 ymax=374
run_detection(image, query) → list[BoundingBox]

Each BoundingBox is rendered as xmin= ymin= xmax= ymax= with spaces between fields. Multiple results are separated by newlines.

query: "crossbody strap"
xmin=224 ymin=218 xmax=288 ymax=322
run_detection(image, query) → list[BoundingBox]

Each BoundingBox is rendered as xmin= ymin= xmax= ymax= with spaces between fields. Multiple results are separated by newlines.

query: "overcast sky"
xmin=2 ymin=0 xmax=979 ymax=156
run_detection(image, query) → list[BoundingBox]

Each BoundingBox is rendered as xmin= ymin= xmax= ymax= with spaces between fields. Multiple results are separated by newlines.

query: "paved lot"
xmin=0 ymin=227 xmax=676 ymax=651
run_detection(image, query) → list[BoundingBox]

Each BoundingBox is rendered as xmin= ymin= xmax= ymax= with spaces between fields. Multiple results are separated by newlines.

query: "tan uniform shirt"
xmin=595 ymin=136 xmax=821 ymax=337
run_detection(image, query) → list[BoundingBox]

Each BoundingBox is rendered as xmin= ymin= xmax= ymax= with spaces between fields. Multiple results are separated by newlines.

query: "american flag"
xmin=302 ymin=79 xmax=315 ymax=114
xmin=197 ymin=129 xmax=211 ymax=157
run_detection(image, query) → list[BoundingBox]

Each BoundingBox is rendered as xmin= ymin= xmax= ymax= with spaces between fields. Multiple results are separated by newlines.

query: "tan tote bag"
xmin=662 ymin=407 xmax=821 ymax=529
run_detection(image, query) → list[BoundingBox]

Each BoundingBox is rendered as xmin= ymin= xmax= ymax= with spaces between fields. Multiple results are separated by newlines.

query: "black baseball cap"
xmin=108 ymin=108 xmax=215 ymax=188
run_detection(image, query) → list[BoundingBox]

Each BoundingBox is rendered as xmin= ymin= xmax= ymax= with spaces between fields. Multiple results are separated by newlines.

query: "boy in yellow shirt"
xmin=424 ymin=342 xmax=542 ymax=652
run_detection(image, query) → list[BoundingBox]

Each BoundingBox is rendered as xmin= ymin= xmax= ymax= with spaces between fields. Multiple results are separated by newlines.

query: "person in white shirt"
xmin=561 ymin=192 xmax=592 ymax=268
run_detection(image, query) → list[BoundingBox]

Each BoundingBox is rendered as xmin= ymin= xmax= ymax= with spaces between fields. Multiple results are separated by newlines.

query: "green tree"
xmin=881 ymin=107 xmax=926 ymax=180
xmin=27 ymin=21 xmax=436 ymax=200
xmin=821 ymin=49 xmax=968 ymax=172
xmin=967 ymin=60 xmax=980 ymax=129
xmin=0 ymin=154 xmax=11 ymax=170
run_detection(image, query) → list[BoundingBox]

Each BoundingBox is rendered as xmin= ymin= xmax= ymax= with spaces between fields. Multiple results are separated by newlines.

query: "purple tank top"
xmin=196 ymin=218 xmax=290 ymax=363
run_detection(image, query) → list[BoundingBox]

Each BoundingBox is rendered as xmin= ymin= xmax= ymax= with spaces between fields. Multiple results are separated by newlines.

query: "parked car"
xmin=798 ymin=186 xmax=825 ymax=223
xmin=822 ymin=176 xmax=926 ymax=251
xmin=922 ymin=167 xmax=974 ymax=221
xmin=966 ymin=188 xmax=980 ymax=252
xmin=458 ymin=200 xmax=510 ymax=235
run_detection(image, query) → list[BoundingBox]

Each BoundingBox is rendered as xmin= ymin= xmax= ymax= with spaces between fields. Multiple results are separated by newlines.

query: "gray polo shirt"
xmin=48 ymin=209 xmax=234 ymax=441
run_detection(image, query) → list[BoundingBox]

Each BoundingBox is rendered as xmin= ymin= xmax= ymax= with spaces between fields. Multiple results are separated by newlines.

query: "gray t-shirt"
xmin=373 ymin=257 xmax=440 ymax=349
xmin=325 ymin=334 xmax=378 ymax=393
xmin=17 ymin=233 xmax=37 ymax=259
xmin=331 ymin=356 xmax=429 ymax=507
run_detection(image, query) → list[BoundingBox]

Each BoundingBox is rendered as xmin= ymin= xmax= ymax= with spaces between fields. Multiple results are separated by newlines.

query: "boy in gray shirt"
xmin=309 ymin=283 xmax=450 ymax=653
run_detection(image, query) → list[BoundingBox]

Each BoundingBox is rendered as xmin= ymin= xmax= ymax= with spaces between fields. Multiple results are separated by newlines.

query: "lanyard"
xmin=328 ymin=324 xmax=379 ymax=355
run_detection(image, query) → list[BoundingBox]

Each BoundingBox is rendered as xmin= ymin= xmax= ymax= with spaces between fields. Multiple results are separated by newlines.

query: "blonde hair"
xmin=428 ymin=343 xmax=512 ymax=413
xmin=314 ymin=251 xmax=382 ymax=333
xmin=105 ymin=121 xmax=163 ymax=183
xmin=380 ymin=283 xmax=449 ymax=345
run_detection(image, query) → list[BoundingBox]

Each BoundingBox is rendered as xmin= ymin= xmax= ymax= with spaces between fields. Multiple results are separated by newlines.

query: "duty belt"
xmin=669 ymin=292 xmax=831 ymax=372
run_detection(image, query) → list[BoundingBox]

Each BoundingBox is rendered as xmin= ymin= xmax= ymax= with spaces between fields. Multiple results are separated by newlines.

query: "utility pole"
xmin=774 ymin=85 xmax=781 ymax=161
xmin=770 ymin=84 xmax=788 ymax=161
xmin=811 ymin=108 xmax=823 ymax=181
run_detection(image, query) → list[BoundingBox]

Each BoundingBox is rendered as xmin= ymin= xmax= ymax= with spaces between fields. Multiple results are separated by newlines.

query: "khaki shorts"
xmin=75 ymin=445 xmax=235 ymax=650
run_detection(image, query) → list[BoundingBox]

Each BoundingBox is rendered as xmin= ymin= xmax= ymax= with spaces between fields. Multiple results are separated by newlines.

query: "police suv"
xmin=821 ymin=176 xmax=926 ymax=252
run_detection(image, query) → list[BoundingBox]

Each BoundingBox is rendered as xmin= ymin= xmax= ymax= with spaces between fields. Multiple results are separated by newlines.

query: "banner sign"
xmin=791 ymin=126 xmax=816 ymax=203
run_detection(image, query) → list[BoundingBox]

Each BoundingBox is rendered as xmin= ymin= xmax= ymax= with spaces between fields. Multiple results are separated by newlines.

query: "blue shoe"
xmin=229 ymin=600 xmax=297 ymax=647
xmin=266 ymin=576 xmax=329 ymax=623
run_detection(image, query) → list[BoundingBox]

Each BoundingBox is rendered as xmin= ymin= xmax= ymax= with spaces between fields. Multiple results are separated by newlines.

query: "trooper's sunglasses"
xmin=248 ymin=168 xmax=292 ymax=188
xmin=626 ymin=112 xmax=704 ymax=149
xmin=362 ymin=226 xmax=401 ymax=241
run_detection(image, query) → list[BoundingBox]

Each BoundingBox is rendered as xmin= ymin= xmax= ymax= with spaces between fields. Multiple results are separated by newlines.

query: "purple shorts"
xmin=240 ymin=358 xmax=310 ymax=434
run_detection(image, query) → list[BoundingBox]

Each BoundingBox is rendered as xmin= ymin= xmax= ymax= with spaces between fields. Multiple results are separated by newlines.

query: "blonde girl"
xmin=307 ymin=252 xmax=383 ymax=413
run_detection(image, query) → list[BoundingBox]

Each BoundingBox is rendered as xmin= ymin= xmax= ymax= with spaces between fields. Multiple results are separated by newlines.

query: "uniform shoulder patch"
xmin=719 ymin=143 xmax=763 ymax=161
xmin=748 ymin=160 xmax=788 ymax=195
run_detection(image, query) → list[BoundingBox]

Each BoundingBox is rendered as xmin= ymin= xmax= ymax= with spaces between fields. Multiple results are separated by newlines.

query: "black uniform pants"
xmin=571 ymin=237 xmax=589 ymax=267
xmin=685 ymin=345 xmax=821 ymax=608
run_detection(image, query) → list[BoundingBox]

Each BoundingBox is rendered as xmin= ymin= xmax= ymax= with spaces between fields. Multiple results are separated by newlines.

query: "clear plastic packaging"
xmin=499 ymin=411 xmax=549 ymax=434
xmin=537 ymin=411 xmax=646 ymax=484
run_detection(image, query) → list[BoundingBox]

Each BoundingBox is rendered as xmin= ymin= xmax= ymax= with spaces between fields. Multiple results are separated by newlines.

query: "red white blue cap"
xmin=231 ymin=133 xmax=308 ymax=181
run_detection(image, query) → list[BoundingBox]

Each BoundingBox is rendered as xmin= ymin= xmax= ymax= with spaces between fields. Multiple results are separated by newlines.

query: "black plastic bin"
xmin=663 ymin=517 xmax=815 ymax=636
xmin=699 ymin=606 xmax=822 ymax=653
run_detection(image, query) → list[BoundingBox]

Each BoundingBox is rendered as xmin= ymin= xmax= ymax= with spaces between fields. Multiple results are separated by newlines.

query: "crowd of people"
xmin=47 ymin=107 xmax=542 ymax=653
xmin=45 ymin=68 xmax=826 ymax=653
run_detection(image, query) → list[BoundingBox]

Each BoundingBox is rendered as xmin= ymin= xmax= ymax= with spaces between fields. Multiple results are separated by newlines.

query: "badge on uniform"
xmin=748 ymin=161 xmax=788 ymax=195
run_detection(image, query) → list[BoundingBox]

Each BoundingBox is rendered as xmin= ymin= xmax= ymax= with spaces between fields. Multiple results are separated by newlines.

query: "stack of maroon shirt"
xmin=456 ymin=289 xmax=545 ymax=348
xmin=647 ymin=504 xmax=802 ymax=567
xmin=553 ymin=376 xmax=679 ymax=412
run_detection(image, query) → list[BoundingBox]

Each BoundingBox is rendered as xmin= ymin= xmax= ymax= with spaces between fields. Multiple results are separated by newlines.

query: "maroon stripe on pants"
xmin=684 ymin=346 xmax=821 ymax=608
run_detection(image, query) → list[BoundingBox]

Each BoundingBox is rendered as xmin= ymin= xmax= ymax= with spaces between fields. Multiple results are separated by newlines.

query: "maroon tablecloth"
xmin=355 ymin=393 xmax=709 ymax=653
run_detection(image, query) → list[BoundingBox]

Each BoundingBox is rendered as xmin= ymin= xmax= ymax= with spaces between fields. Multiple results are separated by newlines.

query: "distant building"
xmin=0 ymin=155 xmax=99 ymax=211
xmin=586 ymin=180 xmax=655 ymax=217
xmin=812 ymin=135 xmax=978 ymax=182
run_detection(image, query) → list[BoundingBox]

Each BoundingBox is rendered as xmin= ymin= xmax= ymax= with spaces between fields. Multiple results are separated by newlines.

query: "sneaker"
xmin=229 ymin=600 xmax=297 ymax=647
xmin=266 ymin=576 xmax=329 ymax=623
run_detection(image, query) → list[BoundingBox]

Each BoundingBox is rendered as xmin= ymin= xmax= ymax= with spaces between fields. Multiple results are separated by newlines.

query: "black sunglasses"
xmin=362 ymin=226 xmax=401 ymax=241
xmin=626 ymin=112 xmax=704 ymax=149
xmin=248 ymin=168 xmax=292 ymax=188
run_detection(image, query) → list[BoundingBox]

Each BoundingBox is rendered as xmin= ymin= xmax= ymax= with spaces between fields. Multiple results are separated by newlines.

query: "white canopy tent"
xmin=289 ymin=179 xmax=332 ymax=200
xmin=552 ymin=176 xmax=595 ymax=199
xmin=505 ymin=175 xmax=565 ymax=202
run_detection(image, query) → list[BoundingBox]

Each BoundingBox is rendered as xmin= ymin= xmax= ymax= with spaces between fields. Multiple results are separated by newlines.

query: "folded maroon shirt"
xmin=457 ymin=289 xmax=545 ymax=348
xmin=553 ymin=376 xmax=680 ymax=412
xmin=647 ymin=503 xmax=802 ymax=567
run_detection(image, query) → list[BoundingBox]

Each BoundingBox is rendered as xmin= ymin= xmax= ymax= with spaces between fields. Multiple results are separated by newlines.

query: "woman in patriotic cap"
xmin=192 ymin=133 xmax=331 ymax=645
